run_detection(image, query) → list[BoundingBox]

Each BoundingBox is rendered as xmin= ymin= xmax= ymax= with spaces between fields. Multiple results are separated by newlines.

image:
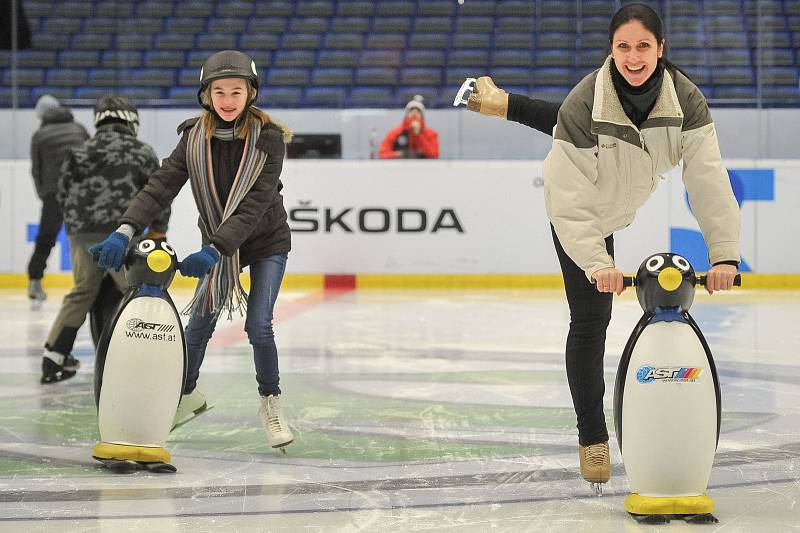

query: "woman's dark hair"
xmin=608 ymin=3 xmax=692 ymax=82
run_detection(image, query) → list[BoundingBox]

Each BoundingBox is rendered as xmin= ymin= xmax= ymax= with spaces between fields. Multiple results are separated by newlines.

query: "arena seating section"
xmin=2 ymin=0 xmax=799 ymax=108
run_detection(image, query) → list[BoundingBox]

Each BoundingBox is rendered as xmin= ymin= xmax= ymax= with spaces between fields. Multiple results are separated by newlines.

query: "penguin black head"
xmin=124 ymin=238 xmax=178 ymax=289
xmin=635 ymin=253 xmax=696 ymax=313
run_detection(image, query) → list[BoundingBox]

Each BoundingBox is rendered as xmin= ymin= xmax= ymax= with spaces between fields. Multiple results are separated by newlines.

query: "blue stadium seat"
xmin=119 ymin=87 xmax=165 ymax=101
xmin=178 ymin=68 xmax=199 ymax=86
xmin=175 ymin=2 xmax=213 ymax=17
xmin=196 ymin=34 xmax=237 ymax=50
xmin=168 ymin=87 xmax=199 ymax=103
xmin=254 ymin=2 xmax=293 ymax=17
xmin=577 ymin=51 xmax=606 ymax=68
xmin=681 ymin=66 xmax=712 ymax=85
xmin=409 ymin=34 xmax=450 ymax=49
xmin=581 ymin=1 xmax=615 ymax=17
xmin=304 ymin=87 xmax=347 ymax=107
xmin=669 ymin=32 xmax=705 ymax=49
xmin=536 ymin=50 xmax=573 ymax=67
xmin=414 ymin=17 xmax=453 ymax=33
xmin=296 ymin=1 xmax=335 ymax=17
xmin=532 ymin=67 xmax=572 ymax=86
xmin=116 ymin=35 xmax=152 ymax=51
xmin=2 ymin=68 xmax=45 ymax=86
xmin=458 ymin=1 xmax=495 ymax=17
xmin=145 ymin=51 xmax=186 ymax=68
xmin=448 ymin=50 xmax=489 ymax=67
xmin=238 ymin=35 xmax=280 ymax=50
xmin=709 ymin=32 xmax=748 ymax=48
xmin=282 ymin=34 xmax=323 ymax=49
xmin=396 ymin=87 xmax=440 ymax=107
xmin=154 ymin=34 xmax=194 ymax=50
xmin=714 ymin=86 xmax=757 ymax=99
xmin=420 ymin=1 xmax=454 ymax=17
xmin=88 ymin=68 xmax=176 ymax=87
xmin=267 ymin=68 xmax=311 ymax=86
xmin=746 ymin=16 xmax=786 ymax=32
xmin=581 ymin=18 xmax=610 ymax=33
xmin=274 ymin=51 xmax=316 ymax=68
xmin=30 ymin=87 xmax=75 ymax=102
xmin=786 ymin=4 xmax=800 ymax=16
xmin=13 ymin=51 xmax=57 ymax=68
xmin=42 ymin=18 xmax=82 ymax=34
xmin=215 ymin=1 xmax=255 ymax=17
xmin=400 ymin=68 xmax=442 ymax=86
xmin=713 ymin=67 xmax=754 ymax=85
xmin=705 ymin=1 xmax=741 ymax=16
xmin=312 ymin=68 xmax=354 ymax=85
xmin=165 ymin=18 xmax=206 ymax=34
xmin=446 ymin=67 xmax=478 ymax=86
xmin=59 ymin=51 xmax=100 ymax=68
xmin=751 ymin=31 xmax=791 ymax=47
xmin=0 ymin=87 xmax=30 ymax=106
xmin=456 ymin=17 xmax=494 ymax=33
xmin=32 ymin=34 xmax=70 ymax=50
xmin=24 ymin=2 xmax=52 ymax=17
xmin=330 ymin=17 xmax=371 ymax=33
xmin=95 ymin=2 xmax=133 ymax=17
xmin=497 ymin=17 xmax=532 ymax=33
xmin=289 ymin=17 xmax=329 ymax=33
xmin=348 ymin=87 xmax=393 ymax=107
xmin=404 ymin=50 xmax=446 ymax=67
xmin=541 ymin=17 xmax=576 ymax=33
xmin=528 ymin=87 xmax=570 ymax=102
xmin=707 ymin=16 xmax=746 ymax=33
xmin=494 ymin=34 xmax=534 ymax=49
xmin=579 ymin=33 xmax=609 ymax=49
xmin=259 ymin=87 xmax=303 ymax=107
xmin=673 ymin=17 xmax=703 ymax=33
xmin=452 ymin=34 xmax=492 ymax=49
xmin=710 ymin=49 xmax=752 ymax=67
xmin=337 ymin=2 xmax=374 ymax=17
xmin=497 ymin=1 xmax=534 ymax=17
xmin=75 ymin=87 xmax=117 ymax=101
xmin=186 ymin=51 xmax=218 ymax=68
xmin=760 ymin=67 xmax=798 ymax=85
xmin=489 ymin=67 xmax=530 ymax=85
xmin=376 ymin=2 xmax=416 ymax=17
xmin=102 ymin=51 xmax=143 ymax=68
xmin=247 ymin=17 xmax=288 ymax=33
xmin=71 ymin=34 xmax=113 ymax=51
xmin=208 ymin=18 xmax=248 ymax=34
xmin=366 ymin=34 xmax=407 ymax=49
xmin=136 ymin=3 xmax=173 ymax=18
xmin=54 ymin=2 xmax=93 ymax=17
xmin=744 ymin=0 xmax=782 ymax=16
xmin=538 ymin=33 xmax=576 ymax=49
xmin=669 ymin=49 xmax=708 ymax=67
xmin=755 ymin=49 xmax=795 ymax=67
xmin=373 ymin=17 xmax=412 ymax=33
xmin=492 ymin=50 xmax=533 ymax=68
xmin=360 ymin=50 xmax=402 ymax=67
xmin=542 ymin=1 xmax=576 ymax=17
xmin=83 ymin=18 xmax=121 ymax=35
xmin=356 ymin=68 xmax=398 ymax=85
xmin=322 ymin=33 xmax=364 ymax=50
xmin=761 ymin=86 xmax=800 ymax=103
xmin=318 ymin=50 xmax=359 ymax=68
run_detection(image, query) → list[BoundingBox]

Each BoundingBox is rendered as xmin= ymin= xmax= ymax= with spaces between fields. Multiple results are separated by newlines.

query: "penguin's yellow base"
xmin=92 ymin=442 xmax=171 ymax=464
xmin=625 ymin=493 xmax=714 ymax=516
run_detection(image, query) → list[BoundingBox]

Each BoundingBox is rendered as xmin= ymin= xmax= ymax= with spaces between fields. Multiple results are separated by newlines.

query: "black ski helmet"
xmin=198 ymin=50 xmax=259 ymax=110
xmin=94 ymin=94 xmax=139 ymax=134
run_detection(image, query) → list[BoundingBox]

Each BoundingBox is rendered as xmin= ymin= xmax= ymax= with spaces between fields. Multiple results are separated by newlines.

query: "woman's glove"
xmin=88 ymin=232 xmax=130 ymax=271
xmin=467 ymin=76 xmax=509 ymax=118
xmin=179 ymin=245 xmax=220 ymax=278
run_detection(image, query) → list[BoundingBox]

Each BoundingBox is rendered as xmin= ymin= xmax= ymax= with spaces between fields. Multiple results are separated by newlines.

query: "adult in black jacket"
xmin=90 ymin=50 xmax=295 ymax=450
xmin=28 ymin=95 xmax=89 ymax=301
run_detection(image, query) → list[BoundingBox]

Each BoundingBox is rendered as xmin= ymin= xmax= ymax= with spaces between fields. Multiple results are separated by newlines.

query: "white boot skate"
xmin=259 ymin=395 xmax=294 ymax=451
xmin=579 ymin=441 xmax=611 ymax=496
xmin=171 ymin=389 xmax=212 ymax=431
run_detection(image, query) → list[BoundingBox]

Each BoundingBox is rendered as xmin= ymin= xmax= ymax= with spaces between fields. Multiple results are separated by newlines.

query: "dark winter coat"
xmin=58 ymin=122 xmax=168 ymax=236
xmin=120 ymin=117 xmax=291 ymax=267
xmin=30 ymin=107 xmax=89 ymax=199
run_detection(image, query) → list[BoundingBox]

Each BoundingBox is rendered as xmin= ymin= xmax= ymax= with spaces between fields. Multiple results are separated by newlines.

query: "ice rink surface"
xmin=0 ymin=285 xmax=798 ymax=532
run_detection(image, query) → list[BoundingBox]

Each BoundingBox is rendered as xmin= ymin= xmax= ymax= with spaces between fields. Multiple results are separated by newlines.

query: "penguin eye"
xmin=160 ymin=242 xmax=176 ymax=256
xmin=672 ymin=255 xmax=690 ymax=271
xmin=646 ymin=255 xmax=665 ymax=272
xmin=138 ymin=239 xmax=155 ymax=253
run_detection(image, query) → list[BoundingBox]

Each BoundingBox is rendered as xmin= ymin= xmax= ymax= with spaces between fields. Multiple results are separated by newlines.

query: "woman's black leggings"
xmin=551 ymin=225 xmax=614 ymax=446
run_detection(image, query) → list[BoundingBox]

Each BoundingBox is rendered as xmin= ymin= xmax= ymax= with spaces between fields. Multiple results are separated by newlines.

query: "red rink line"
xmin=208 ymin=275 xmax=355 ymax=348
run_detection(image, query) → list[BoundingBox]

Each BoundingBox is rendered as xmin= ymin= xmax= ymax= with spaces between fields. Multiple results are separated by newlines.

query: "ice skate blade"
xmin=272 ymin=439 xmax=293 ymax=452
xmin=452 ymin=77 xmax=476 ymax=107
xmin=589 ymin=481 xmax=605 ymax=496
xmin=171 ymin=404 xmax=214 ymax=431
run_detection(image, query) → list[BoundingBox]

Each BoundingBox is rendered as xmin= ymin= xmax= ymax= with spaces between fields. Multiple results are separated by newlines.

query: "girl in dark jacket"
xmin=90 ymin=50 xmax=294 ymax=450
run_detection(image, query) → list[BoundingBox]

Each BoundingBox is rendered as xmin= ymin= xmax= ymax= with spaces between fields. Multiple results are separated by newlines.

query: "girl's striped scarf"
xmin=183 ymin=118 xmax=268 ymax=319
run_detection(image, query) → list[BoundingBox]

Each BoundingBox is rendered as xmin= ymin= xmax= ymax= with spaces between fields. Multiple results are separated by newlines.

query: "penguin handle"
xmin=696 ymin=274 xmax=742 ymax=287
xmin=622 ymin=276 xmax=637 ymax=288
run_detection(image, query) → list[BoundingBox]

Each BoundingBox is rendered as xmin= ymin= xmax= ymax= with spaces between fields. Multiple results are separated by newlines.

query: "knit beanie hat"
xmin=404 ymin=94 xmax=426 ymax=116
xmin=35 ymin=94 xmax=61 ymax=119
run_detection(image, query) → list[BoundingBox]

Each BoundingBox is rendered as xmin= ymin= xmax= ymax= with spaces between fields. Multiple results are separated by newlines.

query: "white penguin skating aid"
xmin=614 ymin=253 xmax=740 ymax=523
xmin=92 ymin=238 xmax=186 ymax=473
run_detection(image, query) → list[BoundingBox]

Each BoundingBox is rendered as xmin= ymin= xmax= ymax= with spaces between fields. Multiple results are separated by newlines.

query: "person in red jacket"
xmin=379 ymin=95 xmax=439 ymax=159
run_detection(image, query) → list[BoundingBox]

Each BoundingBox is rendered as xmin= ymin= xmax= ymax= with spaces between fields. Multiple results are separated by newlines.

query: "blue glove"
xmin=88 ymin=231 xmax=130 ymax=271
xmin=179 ymin=245 xmax=220 ymax=278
